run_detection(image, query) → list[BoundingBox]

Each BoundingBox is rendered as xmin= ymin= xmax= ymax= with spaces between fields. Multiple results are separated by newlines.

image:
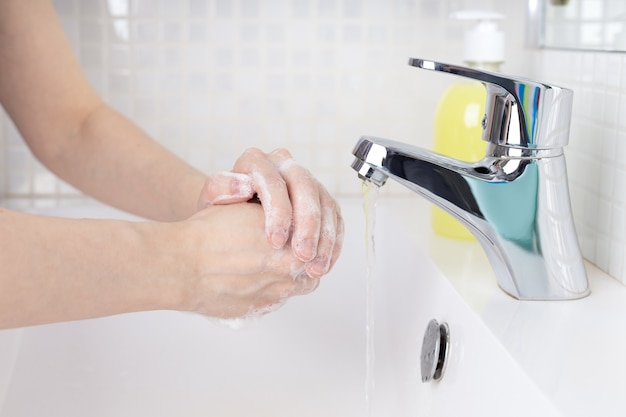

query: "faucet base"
xmin=352 ymin=135 xmax=590 ymax=301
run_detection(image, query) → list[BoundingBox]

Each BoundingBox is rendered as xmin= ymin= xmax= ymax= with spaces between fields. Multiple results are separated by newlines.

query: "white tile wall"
xmin=0 ymin=0 xmax=529 ymax=204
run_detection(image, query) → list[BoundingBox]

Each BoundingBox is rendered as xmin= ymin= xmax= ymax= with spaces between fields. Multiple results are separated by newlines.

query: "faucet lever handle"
xmin=409 ymin=58 xmax=573 ymax=150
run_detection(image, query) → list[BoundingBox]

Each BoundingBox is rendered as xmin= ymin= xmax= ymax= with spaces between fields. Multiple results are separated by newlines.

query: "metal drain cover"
xmin=420 ymin=319 xmax=450 ymax=383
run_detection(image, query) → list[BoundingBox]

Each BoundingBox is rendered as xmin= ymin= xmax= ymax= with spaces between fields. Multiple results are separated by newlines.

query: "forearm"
xmin=0 ymin=202 xmax=328 ymax=329
xmin=0 ymin=208 xmax=185 ymax=328
xmin=50 ymin=103 xmax=208 ymax=221
xmin=0 ymin=0 xmax=207 ymax=221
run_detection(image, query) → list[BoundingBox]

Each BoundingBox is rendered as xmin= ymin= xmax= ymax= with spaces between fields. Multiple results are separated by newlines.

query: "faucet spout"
xmin=352 ymin=135 xmax=589 ymax=300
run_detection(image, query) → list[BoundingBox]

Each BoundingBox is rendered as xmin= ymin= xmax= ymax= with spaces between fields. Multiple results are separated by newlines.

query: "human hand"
xmin=197 ymin=148 xmax=344 ymax=279
xmin=178 ymin=202 xmax=322 ymax=319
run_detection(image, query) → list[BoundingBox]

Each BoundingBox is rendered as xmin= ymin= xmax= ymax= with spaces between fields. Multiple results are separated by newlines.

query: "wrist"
xmin=131 ymin=221 xmax=192 ymax=312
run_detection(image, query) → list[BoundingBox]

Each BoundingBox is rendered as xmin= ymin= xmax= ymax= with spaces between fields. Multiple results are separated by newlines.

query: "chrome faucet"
xmin=352 ymin=58 xmax=589 ymax=300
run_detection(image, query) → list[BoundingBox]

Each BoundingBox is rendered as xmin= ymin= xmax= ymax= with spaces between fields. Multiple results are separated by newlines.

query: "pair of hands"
xmin=182 ymin=148 xmax=344 ymax=320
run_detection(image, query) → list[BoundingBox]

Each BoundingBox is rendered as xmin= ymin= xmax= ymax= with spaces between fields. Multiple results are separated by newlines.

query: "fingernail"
xmin=306 ymin=257 xmax=328 ymax=278
xmin=270 ymin=229 xmax=289 ymax=248
xmin=295 ymin=239 xmax=316 ymax=261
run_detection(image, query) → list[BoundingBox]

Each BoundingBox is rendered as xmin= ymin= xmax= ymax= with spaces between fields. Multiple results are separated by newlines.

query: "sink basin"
xmin=0 ymin=198 xmax=564 ymax=416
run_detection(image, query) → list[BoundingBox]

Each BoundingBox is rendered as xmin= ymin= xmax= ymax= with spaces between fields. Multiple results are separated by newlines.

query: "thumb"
xmin=198 ymin=172 xmax=255 ymax=209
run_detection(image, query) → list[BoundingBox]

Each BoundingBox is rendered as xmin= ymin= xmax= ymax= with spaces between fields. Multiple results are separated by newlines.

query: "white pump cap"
xmin=450 ymin=11 xmax=505 ymax=65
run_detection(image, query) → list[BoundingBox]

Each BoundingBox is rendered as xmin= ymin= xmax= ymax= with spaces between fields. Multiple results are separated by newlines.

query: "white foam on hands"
xmin=209 ymin=299 xmax=288 ymax=330
xmin=207 ymin=172 xmax=254 ymax=204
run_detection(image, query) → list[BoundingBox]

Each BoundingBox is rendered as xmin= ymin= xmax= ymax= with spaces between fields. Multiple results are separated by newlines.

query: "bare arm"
xmin=0 ymin=0 xmax=343 ymax=264
xmin=0 ymin=0 xmax=344 ymax=329
xmin=0 ymin=203 xmax=328 ymax=329
xmin=0 ymin=208 xmax=184 ymax=327
xmin=0 ymin=0 xmax=206 ymax=221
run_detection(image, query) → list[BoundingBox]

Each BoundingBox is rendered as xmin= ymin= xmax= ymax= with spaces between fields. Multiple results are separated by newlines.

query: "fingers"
xmin=268 ymin=149 xmax=321 ymax=262
xmin=203 ymin=147 xmax=344 ymax=280
xmin=328 ymin=206 xmax=345 ymax=272
xmin=241 ymin=273 xmax=320 ymax=320
xmin=290 ymin=274 xmax=320 ymax=295
xmin=274 ymin=262 xmax=321 ymax=297
xmin=315 ymin=195 xmax=344 ymax=278
xmin=233 ymin=148 xmax=293 ymax=249
xmin=268 ymin=152 xmax=344 ymax=278
xmin=198 ymin=172 xmax=254 ymax=209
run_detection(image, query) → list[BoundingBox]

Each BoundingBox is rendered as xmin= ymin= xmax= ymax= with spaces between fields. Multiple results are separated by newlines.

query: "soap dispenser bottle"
xmin=432 ymin=11 xmax=505 ymax=240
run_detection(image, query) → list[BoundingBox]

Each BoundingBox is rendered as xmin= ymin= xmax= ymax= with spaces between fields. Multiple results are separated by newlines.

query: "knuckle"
xmin=270 ymin=148 xmax=292 ymax=159
xmin=235 ymin=148 xmax=265 ymax=170
xmin=242 ymin=147 xmax=264 ymax=158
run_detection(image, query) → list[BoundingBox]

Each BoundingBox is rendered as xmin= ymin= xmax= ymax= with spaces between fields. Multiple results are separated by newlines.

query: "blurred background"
xmin=0 ymin=0 xmax=530 ymax=203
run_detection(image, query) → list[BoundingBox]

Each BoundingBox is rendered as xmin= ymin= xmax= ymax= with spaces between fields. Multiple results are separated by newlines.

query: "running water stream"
xmin=362 ymin=181 xmax=379 ymax=416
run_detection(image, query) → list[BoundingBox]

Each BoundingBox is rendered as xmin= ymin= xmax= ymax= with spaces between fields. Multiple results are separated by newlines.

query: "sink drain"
xmin=420 ymin=319 xmax=450 ymax=383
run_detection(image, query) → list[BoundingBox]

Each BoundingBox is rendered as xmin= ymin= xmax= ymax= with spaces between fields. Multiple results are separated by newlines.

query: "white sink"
xmin=0 ymin=197 xmax=596 ymax=416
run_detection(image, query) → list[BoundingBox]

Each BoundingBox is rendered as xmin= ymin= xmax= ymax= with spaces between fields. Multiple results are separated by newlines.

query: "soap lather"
xmin=352 ymin=59 xmax=590 ymax=301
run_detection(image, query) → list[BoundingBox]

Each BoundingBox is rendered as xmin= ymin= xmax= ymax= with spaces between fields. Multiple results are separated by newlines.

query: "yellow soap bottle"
xmin=432 ymin=11 xmax=505 ymax=240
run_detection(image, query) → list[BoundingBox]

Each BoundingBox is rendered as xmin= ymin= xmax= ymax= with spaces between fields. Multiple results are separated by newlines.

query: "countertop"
xmin=2 ymin=195 xmax=625 ymax=416
xmin=380 ymin=194 xmax=626 ymax=417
